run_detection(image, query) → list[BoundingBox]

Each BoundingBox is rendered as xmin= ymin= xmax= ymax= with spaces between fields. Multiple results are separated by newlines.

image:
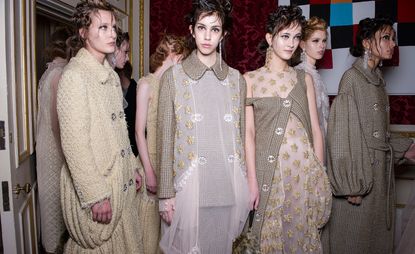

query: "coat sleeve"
xmin=57 ymin=69 xmax=111 ymax=208
xmin=157 ymin=69 xmax=176 ymax=199
xmin=390 ymin=133 xmax=413 ymax=165
xmin=326 ymin=78 xmax=373 ymax=197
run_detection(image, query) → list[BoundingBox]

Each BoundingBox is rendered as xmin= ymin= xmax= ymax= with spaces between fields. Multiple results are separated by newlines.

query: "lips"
xmin=201 ymin=43 xmax=212 ymax=48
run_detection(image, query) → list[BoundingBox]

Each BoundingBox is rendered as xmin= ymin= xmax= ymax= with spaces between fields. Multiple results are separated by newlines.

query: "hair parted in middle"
xmin=259 ymin=5 xmax=306 ymax=53
xmin=150 ymin=33 xmax=189 ymax=73
xmin=186 ymin=0 xmax=233 ymax=51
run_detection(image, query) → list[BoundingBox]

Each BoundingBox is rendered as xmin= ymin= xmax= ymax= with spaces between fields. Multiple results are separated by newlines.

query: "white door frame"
xmin=0 ymin=1 xmax=38 ymax=253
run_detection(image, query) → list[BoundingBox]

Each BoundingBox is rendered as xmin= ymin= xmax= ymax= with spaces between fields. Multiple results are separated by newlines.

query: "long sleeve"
xmin=157 ymin=69 xmax=176 ymax=199
xmin=57 ymin=69 xmax=111 ymax=208
xmin=327 ymin=87 xmax=373 ymax=197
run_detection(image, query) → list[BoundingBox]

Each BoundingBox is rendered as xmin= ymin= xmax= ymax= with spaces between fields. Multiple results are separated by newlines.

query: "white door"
xmin=0 ymin=1 xmax=39 ymax=254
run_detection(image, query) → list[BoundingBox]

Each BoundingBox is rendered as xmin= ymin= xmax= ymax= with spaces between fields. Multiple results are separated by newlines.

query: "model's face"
xmin=302 ymin=30 xmax=327 ymax=61
xmin=369 ymin=26 xmax=396 ymax=60
xmin=267 ymin=23 xmax=302 ymax=61
xmin=82 ymin=10 xmax=116 ymax=61
xmin=191 ymin=13 xmax=224 ymax=57
xmin=114 ymin=40 xmax=130 ymax=68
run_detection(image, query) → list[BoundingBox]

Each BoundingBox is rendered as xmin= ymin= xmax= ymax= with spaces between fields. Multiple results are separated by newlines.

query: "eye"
xmin=382 ymin=35 xmax=390 ymax=40
xmin=197 ymin=25 xmax=205 ymax=31
xmin=99 ymin=25 xmax=108 ymax=30
xmin=322 ymin=39 xmax=327 ymax=43
xmin=294 ymin=35 xmax=301 ymax=40
xmin=312 ymin=39 xmax=319 ymax=43
xmin=212 ymin=27 xmax=221 ymax=33
xmin=281 ymin=34 xmax=289 ymax=39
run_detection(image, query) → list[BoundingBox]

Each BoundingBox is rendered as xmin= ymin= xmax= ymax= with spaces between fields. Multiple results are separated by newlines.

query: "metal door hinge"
xmin=9 ymin=131 xmax=13 ymax=144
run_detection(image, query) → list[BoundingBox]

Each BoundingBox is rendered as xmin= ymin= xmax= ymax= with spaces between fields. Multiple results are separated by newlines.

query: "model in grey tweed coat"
xmin=323 ymin=57 xmax=413 ymax=254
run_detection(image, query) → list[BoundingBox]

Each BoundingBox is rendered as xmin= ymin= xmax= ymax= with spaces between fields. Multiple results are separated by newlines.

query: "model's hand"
xmin=347 ymin=196 xmax=362 ymax=205
xmin=159 ymin=198 xmax=175 ymax=225
xmin=135 ymin=170 xmax=143 ymax=192
xmin=145 ymin=167 xmax=157 ymax=195
xmin=91 ymin=199 xmax=112 ymax=224
xmin=248 ymin=178 xmax=260 ymax=210
xmin=404 ymin=143 xmax=415 ymax=163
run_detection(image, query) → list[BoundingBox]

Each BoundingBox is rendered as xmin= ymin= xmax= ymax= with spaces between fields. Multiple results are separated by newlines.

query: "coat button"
xmin=283 ymin=99 xmax=291 ymax=108
xmin=121 ymin=149 xmax=125 ymax=157
xmin=262 ymin=184 xmax=269 ymax=192
xmin=373 ymin=131 xmax=380 ymax=138
xmin=373 ymin=103 xmax=379 ymax=111
xmin=123 ymin=184 xmax=127 ymax=192
xmin=198 ymin=156 xmax=207 ymax=165
xmin=255 ymin=212 xmax=262 ymax=222
xmin=191 ymin=113 xmax=203 ymax=123
xmin=267 ymin=155 xmax=276 ymax=163
xmin=111 ymin=113 xmax=116 ymax=121
xmin=224 ymin=114 xmax=233 ymax=122
xmin=275 ymin=127 xmax=284 ymax=135
xmin=129 ymin=178 xmax=134 ymax=186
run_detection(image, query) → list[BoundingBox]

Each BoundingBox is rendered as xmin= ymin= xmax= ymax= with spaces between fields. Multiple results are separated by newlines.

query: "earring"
xmin=300 ymin=49 xmax=306 ymax=64
xmin=379 ymin=60 xmax=383 ymax=67
xmin=219 ymin=41 xmax=222 ymax=71
xmin=265 ymin=46 xmax=273 ymax=70
xmin=363 ymin=49 xmax=369 ymax=69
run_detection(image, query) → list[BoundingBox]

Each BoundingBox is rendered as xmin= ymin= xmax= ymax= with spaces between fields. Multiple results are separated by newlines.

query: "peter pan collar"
xmin=182 ymin=50 xmax=229 ymax=81
xmin=75 ymin=48 xmax=116 ymax=85
xmin=353 ymin=57 xmax=385 ymax=86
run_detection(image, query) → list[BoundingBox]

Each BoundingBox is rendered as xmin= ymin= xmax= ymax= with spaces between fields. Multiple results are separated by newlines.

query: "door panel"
xmin=0 ymin=1 xmax=38 ymax=253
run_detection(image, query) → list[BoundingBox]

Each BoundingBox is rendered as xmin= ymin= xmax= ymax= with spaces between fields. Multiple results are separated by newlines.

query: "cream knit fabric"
xmin=57 ymin=48 xmax=143 ymax=253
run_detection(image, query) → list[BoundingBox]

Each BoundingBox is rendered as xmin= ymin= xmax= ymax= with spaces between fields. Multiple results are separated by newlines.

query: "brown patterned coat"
xmin=324 ymin=58 xmax=412 ymax=254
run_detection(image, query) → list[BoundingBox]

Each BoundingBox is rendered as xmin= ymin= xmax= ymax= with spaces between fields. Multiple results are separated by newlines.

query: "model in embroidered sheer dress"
xmin=324 ymin=16 xmax=415 ymax=254
xmin=57 ymin=0 xmax=143 ymax=252
xmin=157 ymin=1 xmax=253 ymax=253
xmin=244 ymin=5 xmax=332 ymax=253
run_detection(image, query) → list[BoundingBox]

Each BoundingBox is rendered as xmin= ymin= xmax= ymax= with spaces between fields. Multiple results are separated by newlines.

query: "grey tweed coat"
xmin=323 ymin=58 xmax=412 ymax=254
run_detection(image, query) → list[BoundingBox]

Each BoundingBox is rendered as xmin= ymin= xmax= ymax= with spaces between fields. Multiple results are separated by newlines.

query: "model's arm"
xmin=243 ymin=73 xmax=259 ymax=210
xmin=305 ymin=73 xmax=324 ymax=163
xmin=57 ymin=69 xmax=112 ymax=221
xmin=135 ymin=78 xmax=157 ymax=194
xmin=326 ymin=72 xmax=373 ymax=204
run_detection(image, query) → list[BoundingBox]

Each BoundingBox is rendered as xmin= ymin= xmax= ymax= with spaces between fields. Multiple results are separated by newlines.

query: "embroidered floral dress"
xmin=246 ymin=67 xmax=331 ymax=253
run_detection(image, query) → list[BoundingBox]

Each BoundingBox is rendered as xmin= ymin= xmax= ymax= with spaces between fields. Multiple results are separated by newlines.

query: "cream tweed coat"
xmin=57 ymin=48 xmax=143 ymax=253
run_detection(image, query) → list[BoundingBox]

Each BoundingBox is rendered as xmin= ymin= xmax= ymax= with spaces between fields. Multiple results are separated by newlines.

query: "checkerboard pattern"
xmin=278 ymin=0 xmax=415 ymax=69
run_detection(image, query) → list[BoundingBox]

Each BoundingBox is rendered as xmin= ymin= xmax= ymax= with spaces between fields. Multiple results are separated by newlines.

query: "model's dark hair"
xmin=45 ymin=27 xmax=73 ymax=61
xmin=150 ymin=34 xmax=189 ymax=73
xmin=259 ymin=5 xmax=306 ymax=53
xmin=67 ymin=0 xmax=115 ymax=56
xmin=116 ymin=28 xmax=129 ymax=48
xmin=186 ymin=0 xmax=233 ymax=51
xmin=350 ymin=16 xmax=394 ymax=57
